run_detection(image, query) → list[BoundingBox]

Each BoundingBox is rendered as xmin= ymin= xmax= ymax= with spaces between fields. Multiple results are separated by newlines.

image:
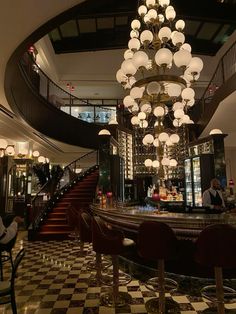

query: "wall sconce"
xmin=32 ymin=150 xmax=40 ymax=158
xmin=0 ymin=139 xmax=15 ymax=157
xmin=66 ymin=82 xmax=75 ymax=92
xmin=38 ymin=156 xmax=46 ymax=163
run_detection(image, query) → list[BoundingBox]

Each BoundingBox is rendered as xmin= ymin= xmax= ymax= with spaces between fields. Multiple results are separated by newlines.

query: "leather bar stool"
xmin=92 ymin=216 xmax=134 ymax=307
xmin=66 ymin=204 xmax=80 ymax=245
xmin=138 ymin=221 xmax=180 ymax=314
xmin=194 ymin=224 xmax=236 ymax=314
xmin=79 ymin=212 xmax=111 ymax=274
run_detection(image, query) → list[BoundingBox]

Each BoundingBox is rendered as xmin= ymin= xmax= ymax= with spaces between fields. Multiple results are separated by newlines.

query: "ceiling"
xmin=1 ymin=0 xmax=236 ymax=166
xmin=48 ymin=0 xmax=236 ymax=56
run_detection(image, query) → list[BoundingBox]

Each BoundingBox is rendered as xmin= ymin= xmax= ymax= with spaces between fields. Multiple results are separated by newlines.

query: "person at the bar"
xmin=202 ymin=178 xmax=225 ymax=211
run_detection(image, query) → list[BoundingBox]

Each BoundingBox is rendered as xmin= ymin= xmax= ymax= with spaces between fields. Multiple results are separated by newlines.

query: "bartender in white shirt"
xmin=0 ymin=216 xmax=23 ymax=244
xmin=202 ymin=178 xmax=225 ymax=211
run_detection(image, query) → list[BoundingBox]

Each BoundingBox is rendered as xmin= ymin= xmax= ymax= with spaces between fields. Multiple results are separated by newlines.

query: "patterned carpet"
xmin=1 ymin=232 xmax=236 ymax=313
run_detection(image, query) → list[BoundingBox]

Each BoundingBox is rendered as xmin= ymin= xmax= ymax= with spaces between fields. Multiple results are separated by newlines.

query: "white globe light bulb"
xmin=152 ymin=160 xmax=160 ymax=168
xmin=128 ymin=38 xmax=141 ymax=51
xmin=138 ymin=112 xmax=146 ymax=120
xmin=146 ymin=0 xmax=156 ymax=8
xmin=153 ymin=138 xmax=159 ymax=147
xmin=139 ymin=120 xmax=148 ymax=128
xmin=130 ymin=30 xmax=139 ymax=39
xmin=170 ymin=134 xmax=180 ymax=143
xmin=140 ymin=30 xmax=154 ymax=44
xmin=155 ymin=48 xmax=172 ymax=66
xmin=132 ymin=51 xmax=149 ymax=68
xmin=166 ymin=8 xmax=176 ymax=20
xmin=154 ymin=106 xmax=165 ymax=117
xmin=141 ymin=102 xmax=152 ymax=113
xmin=159 ymin=132 xmax=169 ymax=142
xmin=121 ymin=59 xmax=137 ymax=76
xmin=130 ymin=87 xmax=144 ymax=99
xmin=116 ymin=69 xmax=127 ymax=83
xmin=181 ymin=88 xmax=195 ymax=101
xmin=144 ymin=158 xmax=153 ymax=167
xmin=172 ymin=102 xmax=184 ymax=111
xmin=180 ymin=43 xmax=192 ymax=53
xmin=175 ymin=20 xmax=185 ymax=31
xmin=167 ymin=83 xmax=181 ymax=97
xmin=123 ymin=95 xmax=135 ymax=108
xmin=124 ymin=49 xmax=134 ymax=60
xmin=188 ymin=57 xmax=204 ymax=73
xmin=131 ymin=19 xmax=141 ymax=30
xmin=131 ymin=116 xmax=140 ymax=125
xmin=158 ymin=27 xmax=171 ymax=42
xmin=148 ymin=9 xmax=157 ymax=20
xmin=159 ymin=0 xmax=170 ymax=7
xmin=174 ymin=109 xmax=185 ymax=119
xmin=157 ymin=14 xmax=164 ymax=24
xmin=173 ymin=50 xmax=192 ymax=68
xmin=146 ymin=81 xmax=161 ymax=95
xmin=169 ymin=159 xmax=178 ymax=167
xmin=172 ymin=31 xmax=185 ymax=46
xmin=138 ymin=5 xmax=148 ymax=16
xmin=173 ymin=119 xmax=180 ymax=127
xmin=145 ymin=134 xmax=154 ymax=144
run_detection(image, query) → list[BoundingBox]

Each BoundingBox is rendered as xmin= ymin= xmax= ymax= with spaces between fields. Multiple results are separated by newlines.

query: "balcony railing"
xmin=20 ymin=52 xmax=121 ymax=124
xmin=193 ymin=38 xmax=236 ymax=133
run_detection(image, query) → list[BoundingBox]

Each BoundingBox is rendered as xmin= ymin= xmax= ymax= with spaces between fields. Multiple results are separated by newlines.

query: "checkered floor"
xmin=1 ymin=232 xmax=236 ymax=314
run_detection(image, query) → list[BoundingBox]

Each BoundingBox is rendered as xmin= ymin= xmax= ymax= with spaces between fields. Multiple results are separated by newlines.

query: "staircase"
xmin=35 ymin=168 xmax=99 ymax=241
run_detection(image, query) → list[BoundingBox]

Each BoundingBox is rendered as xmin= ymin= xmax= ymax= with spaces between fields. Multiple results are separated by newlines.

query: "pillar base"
xmin=145 ymin=297 xmax=180 ymax=314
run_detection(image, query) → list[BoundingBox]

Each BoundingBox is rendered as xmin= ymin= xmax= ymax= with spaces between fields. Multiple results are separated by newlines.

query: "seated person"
xmin=0 ymin=215 xmax=23 ymax=245
xmin=202 ymin=178 xmax=225 ymax=212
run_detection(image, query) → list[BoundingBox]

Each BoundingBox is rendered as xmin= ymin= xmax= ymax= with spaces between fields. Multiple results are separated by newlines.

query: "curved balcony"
xmin=192 ymin=39 xmax=236 ymax=137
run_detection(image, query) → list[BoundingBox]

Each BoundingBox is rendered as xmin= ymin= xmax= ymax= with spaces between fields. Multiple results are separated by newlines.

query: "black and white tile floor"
xmin=1 ymin=232 xmax=236 ymax=313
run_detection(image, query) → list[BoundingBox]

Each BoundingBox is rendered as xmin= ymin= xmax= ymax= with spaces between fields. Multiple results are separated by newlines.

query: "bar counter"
xmin=91 ymin=204 xmax=236 ymax=240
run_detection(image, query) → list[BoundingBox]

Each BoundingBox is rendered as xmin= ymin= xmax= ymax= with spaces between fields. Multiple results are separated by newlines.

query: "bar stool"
xmin=79 ymin=211 xmax=111 ymax=272
xmin=138 ymin=221 xmax=180 ymax=314
xmin=66 ymin=204 xmax=80 ymax=245
xmin=92 ymin=216 xmax=134 ymax=307
xmin=194 ymin=224 xmax=236 ymax=314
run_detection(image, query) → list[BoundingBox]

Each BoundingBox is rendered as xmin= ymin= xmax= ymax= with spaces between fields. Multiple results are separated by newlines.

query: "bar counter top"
xmin=91 ymin=204 xmax=236 ymax=240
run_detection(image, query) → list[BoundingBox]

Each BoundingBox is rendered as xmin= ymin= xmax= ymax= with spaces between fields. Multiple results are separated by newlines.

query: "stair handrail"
xmin=31 ymin=150 xmax=98 ymax=231
xmin=32 ymin=164 xmax=98 ymax=231
xmin=193 ymin=38 xmax=236 ymax=133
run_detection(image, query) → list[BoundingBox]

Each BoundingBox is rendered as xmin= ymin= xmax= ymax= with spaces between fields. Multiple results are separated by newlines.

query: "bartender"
xmin=202 ymin=178 xmax=225 ymax=211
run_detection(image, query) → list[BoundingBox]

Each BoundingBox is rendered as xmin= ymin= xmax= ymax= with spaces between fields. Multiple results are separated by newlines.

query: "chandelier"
xmin=116 ymin=0 xmax=203 ymax=180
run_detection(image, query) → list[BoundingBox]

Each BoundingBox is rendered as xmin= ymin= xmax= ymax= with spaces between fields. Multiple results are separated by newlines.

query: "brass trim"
xmin=134 ymin=75 xmax=187 ymax=88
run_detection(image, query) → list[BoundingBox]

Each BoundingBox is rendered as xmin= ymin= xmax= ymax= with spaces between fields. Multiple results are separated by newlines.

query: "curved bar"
xmin=92 ymin=204 xmax=236 ymax=240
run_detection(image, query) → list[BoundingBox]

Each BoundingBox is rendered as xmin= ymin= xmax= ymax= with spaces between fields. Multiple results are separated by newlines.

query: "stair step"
xmin=52 ymin=207 xmax=67 ymax=212
xmin=48 ymin=213 xmax=66 ymax=219
xmin=40 ymin=225 xmax=72 ymax=232
xmin=45 ymin=218 xmax=68 ymax=225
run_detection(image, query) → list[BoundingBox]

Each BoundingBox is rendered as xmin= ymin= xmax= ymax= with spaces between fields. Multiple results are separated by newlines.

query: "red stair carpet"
xmin=35 ymin=169 xmax=99 ymax=241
